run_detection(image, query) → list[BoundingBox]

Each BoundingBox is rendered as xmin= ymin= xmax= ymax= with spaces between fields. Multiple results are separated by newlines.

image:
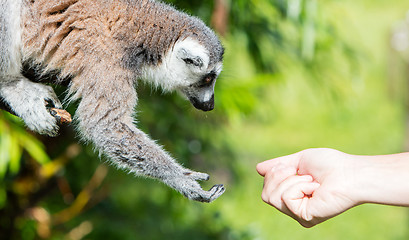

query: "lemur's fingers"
xmin=43 ymin=86 xmax=62 ymax=109
xmin=190 ymin=184 xmax=225 ymax=203
xmin=44 ymin=97 xmax=61 ymax=109
xmin=207 ymin=184 xmax=225 ymax=202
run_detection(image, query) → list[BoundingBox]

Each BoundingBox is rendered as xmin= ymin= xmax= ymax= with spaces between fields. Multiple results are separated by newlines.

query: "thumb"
xmin=256 ymin=152 xmax=302 ymax=176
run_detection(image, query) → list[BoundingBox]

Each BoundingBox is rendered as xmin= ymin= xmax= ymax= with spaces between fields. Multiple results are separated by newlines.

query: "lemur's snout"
xmin=190 ymin=95 xmax=214 ymax=112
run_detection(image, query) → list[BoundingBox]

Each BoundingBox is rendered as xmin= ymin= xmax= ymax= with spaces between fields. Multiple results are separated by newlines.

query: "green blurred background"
xmin=1 ymin=0 xmax=409 ymax=239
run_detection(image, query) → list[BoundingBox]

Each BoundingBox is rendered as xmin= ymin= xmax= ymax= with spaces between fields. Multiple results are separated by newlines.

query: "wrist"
xmin=349 ymin=153 xmax=409 ymax=206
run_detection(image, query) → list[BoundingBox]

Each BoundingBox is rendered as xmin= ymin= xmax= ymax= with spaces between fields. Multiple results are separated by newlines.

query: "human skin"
xmin=256 ymin=148 xmax=409 ymax=227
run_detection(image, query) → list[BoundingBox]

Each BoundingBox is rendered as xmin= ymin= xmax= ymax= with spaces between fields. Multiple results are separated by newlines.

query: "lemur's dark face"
xmin=141 ymin=38 xmax=223 ymax=112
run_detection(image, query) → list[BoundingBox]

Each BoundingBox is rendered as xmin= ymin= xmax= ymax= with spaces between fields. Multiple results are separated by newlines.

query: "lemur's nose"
xmin=190 ymin=95 xmax=214 ymax=112
xmin=200 ymin=99 xmax=214 ymax=111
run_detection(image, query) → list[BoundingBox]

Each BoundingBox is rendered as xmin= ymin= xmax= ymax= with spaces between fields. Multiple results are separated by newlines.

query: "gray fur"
xmin=0 ymin=0 xmax=225 ymax=202
xmin=121 ymin=0 xmax=224 ymax=69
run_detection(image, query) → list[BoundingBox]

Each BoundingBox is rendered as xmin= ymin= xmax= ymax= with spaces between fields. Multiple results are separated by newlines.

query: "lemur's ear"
xmin=177 ymin=48 xmax=204 ymax=68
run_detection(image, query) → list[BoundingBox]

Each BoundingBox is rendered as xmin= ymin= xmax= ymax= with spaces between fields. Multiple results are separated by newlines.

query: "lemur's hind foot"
xmin=0 ymin=77 xmax=63 ymax=136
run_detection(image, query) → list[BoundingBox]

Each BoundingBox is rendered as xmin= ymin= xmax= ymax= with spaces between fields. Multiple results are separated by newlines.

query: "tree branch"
xmin=211 ymin=0 xmax=230 ymax=37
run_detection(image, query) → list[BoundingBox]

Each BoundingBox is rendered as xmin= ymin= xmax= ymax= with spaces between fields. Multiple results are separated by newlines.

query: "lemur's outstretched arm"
xmin=74 ymin=66 xmax=225 ymax=202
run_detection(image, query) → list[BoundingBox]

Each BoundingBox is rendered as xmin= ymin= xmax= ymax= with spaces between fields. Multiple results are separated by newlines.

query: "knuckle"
xmin=261 ymin=189 xmax=281 ymax=207
xmin=261 ymin=191 xmax=270 ymax=203
xmin=281 ymin=190 xmax=289 ymax=200
xmin=281 ymin=192 xmax=294 ymax=207
xmin=269 ymin=195 xmax=281 ymax=207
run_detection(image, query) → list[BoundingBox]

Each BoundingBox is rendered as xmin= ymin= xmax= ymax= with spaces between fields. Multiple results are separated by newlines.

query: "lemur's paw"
xmin=12 ymin=82 xmax=62 ymax=137
xmin=22 ymin=98 xmax=61 ymax=137
xmin=165 ymin=173 xmax=225 ymax=203
xmin=190 ymin=184 xmax=225 ymax=203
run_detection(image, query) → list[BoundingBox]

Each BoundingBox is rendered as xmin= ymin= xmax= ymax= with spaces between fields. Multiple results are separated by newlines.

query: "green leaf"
xmin=8 ymin=132 xmax=22 ymax=174
xmin=0 ymin=132 xmax=10 ymax=179
xmin=18 ymin=133 xmax=50 ymax=165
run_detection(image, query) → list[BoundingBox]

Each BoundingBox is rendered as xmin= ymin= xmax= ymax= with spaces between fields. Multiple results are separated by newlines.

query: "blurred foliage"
xmin=1 ymin=0 xmax=409 ymax=239
xmin=0 ymin=113 xmax=50 ymax=177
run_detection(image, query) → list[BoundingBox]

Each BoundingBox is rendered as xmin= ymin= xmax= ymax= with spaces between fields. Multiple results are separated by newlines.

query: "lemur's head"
xmin=142 ymin=37 xmax=223 ymax=112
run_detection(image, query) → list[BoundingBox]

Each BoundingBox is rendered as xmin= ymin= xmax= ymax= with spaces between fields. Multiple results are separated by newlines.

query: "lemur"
xmin=0 ymin=0 xmax=225 ymax=202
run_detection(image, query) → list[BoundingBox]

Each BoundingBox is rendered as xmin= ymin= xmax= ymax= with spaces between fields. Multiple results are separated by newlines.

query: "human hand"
xmin=256 ymin=148 xmax=360 ymax=227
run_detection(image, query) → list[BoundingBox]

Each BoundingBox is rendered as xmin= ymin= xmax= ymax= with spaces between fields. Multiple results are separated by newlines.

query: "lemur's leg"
xmin=74 ymin=69 xmax=225 ymax=202
xmin=0 ymin=75 xmax=62 ymax=136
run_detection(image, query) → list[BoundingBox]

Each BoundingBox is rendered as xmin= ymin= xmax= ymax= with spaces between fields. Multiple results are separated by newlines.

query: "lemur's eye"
xmin=183 ymin=57 xmax=203 ymax=67
xmin=204 ymin=76 xmax=212 ymax=84
xmin=183 ymin=58 xmax=195 ymax=65
xmin=198 ymin=73 xmax=216 ymax=87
